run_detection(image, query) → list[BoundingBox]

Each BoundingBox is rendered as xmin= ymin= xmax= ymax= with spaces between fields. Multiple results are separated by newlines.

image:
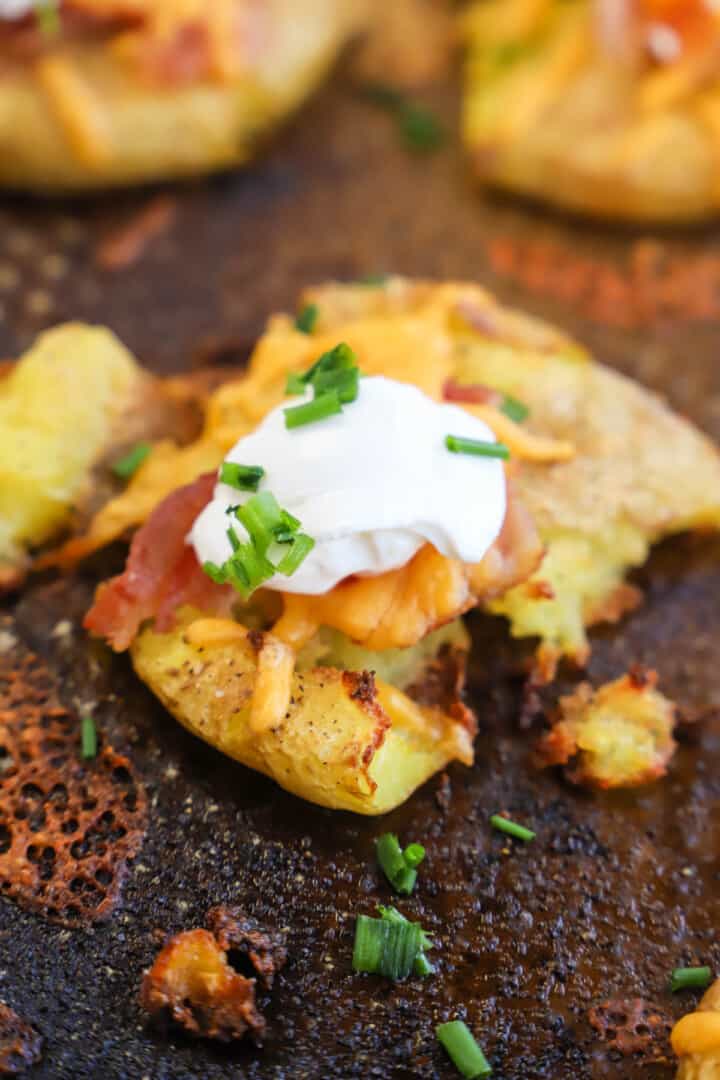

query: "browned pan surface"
xmin=0 ymin=71 xmax=719 ymax=1080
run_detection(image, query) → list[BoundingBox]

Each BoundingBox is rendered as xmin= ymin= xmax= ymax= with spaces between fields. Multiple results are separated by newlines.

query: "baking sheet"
xmin=0 ymin=70 xmax=719 ymax=1080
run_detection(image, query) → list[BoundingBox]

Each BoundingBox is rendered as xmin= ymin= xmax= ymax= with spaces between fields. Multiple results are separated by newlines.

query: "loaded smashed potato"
xmin=463 ymin=0 xmax=720 ymax=221
xmin=0 ymin=0 xmax=363 ymax=191
xmin=6 ymin=278 xmax=720 ymax=812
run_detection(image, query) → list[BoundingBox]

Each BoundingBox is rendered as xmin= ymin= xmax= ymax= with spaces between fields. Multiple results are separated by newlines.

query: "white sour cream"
xmin=189 ymin=376 xmax=507 ymax=596
xmin=0 ymin=1 xmax=36 ymax=19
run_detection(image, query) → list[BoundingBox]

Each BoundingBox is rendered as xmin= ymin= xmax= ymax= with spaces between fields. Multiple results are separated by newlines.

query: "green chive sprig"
xmin=500 ymin=394 xmax=529 ymax=423
xmin=376 ymin=833 xmax=426 ymax=895
xmin=361 ymin=83 xmax=445 ymax=154
xmin=670 ymin=966 xmax=713 ymax=993
xmin=36 ymin=0 xmax=60 ymax=36
xmin=284 ymin=342 xmax=360 ymax=428
xmin=437 ymin=1020 xmax=492 ymax=1079
xmin=112 ymin=442 xmax=151 ymax=479
xmin=352 ymin=905 xmax=433 ymax=980
xmin=81 ymin=715 xmax=97 ymax=760
xmin=445 ymin=435 xmax=510 ymax=460
xmin=202 ymin=490 xmax=314 ymax=599
xmin=490 ymin=814 xmax=535 ymax=842
xmin=295 ymin=303 xmax=319 ymax=335
xmin=220 ymin=463 xmax=265 ymax=492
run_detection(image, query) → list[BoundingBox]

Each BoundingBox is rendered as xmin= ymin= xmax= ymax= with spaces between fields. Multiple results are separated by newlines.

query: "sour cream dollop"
xmin=189 ymin=376 xmax=507 ymax=596
xmin=0 ymin=1 xmax=36 ymax=19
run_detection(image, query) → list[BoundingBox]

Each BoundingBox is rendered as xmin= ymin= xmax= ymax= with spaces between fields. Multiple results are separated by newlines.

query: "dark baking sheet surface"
xmin=1 ymin=71 xmax=720 ymax=1080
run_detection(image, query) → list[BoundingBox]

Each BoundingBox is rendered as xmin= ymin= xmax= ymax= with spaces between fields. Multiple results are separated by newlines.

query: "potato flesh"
xmin=0 ymin=324 xmax=141 ymax=567
xmin=131 ymin=613 xmax=473 ymax=815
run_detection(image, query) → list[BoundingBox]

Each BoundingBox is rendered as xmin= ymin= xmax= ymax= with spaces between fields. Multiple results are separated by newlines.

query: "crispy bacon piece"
xmin=84 ymin=473 xmax=234 ymax=652
xmin=442 ymin=376 xmax=502 ymax=407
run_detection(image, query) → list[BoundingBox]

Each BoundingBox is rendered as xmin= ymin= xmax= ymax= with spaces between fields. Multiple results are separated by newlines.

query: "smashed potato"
xmin=0 ymin=0 xmax=363 ymax=192
xmin=0 ymin=323 xmax=144 ymax=587
xmin=673 ymin=979 xmax=720 ymax=1080
xmin=70 ymin=278 xmax=720 ymax=674
xmin=537 ymin=669 xmax=677 ymax=789
xmin=462 ymin=0 xmax=720 ymax=222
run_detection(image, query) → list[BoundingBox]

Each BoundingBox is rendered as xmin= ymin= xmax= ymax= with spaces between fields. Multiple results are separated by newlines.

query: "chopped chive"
xmin=276 ymin=533 xmax=315 ymax=576
xmin=284 ymin=390 xmax=342 ymax=429
xmin=437 ymin=1021 xmax=492 ymax=1079
xmin=377 ymin=906 xmax=432 ymax=950
xmin=403 ymin=842 xmax=426 ymax=869
xmin=36 ymin=0 xmax=60 ymax=36
xmin=398 ymin=102 xmax=445 ymax=153
xmin=312 ymin=364 xmax=359 ymax=404
xmin=361 ymin=83 xmax=444 ymax=154
xmin=352 ymin=915 xmax=422 ymax=980
xmin=445 ymin=435 xmax=510 ymax=460
xmin=235 ymin=491 xmax=284 ymax=555
xmin=414 ymin=952 xmax=435 ymax=977
xmin=81 ymin=715 xmax=97 ymax=760
xmin=500 ymin=394 xmax=529 ymax=423
xmin=295 ymin=303 xmax=319 ymax=334
xmin=377 ymin=833 xmax=426 ymax=895
xmin=359 ymin=272 xmax=390 ymax=286
xmin=671 ymin=966 xmax=712 ymax=992
xmin=226 ymin=525 xmax=242 ymax=552
xmin=202 ymin=560 xmax=227 ymax=585
xmin=286 ymin=372 xmax=307 ymax=396
xmin=220 ymin=462 xmax=265 ymax=492
xmin=202 ymin=488 xmax=313 ymax=599
xmin=490 ymin=814 xmax=535 ymax=842
xmin=112 ymin=442 xmax=151 ymax=479
xmin=352 ymin=906 xmax=432 ymax=980
xmin=361 ymin=82 xmax=405 ymax=109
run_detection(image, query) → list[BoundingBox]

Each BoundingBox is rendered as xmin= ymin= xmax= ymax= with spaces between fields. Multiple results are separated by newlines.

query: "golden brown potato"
xmin=0 ymin=323 xmax=145 ymax=587
xmin=673 ymin=979 xmax=720 ymax=1079
xmin=536 ymin=669 xmax=677 ymax=788
xmin=131 ymin=611 xmax=475 ymax=815
xmin=462 ymin=0 xmax=720 ymax=222
xmin=0 ymin=0 xmax=363 ymax=192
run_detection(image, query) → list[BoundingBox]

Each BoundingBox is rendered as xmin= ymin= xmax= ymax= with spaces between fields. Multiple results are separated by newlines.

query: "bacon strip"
xmin=84 ymin=472 xmax=234 ymax=651
xmin=442 ymin=377 xmax=502 ymax=407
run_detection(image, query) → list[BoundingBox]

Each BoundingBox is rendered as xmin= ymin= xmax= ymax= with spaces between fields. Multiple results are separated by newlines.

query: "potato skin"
xmin=131 ymin=613 xmax=473 ymax=815
xmin=0 ymin=0 xmax=360 ymax=192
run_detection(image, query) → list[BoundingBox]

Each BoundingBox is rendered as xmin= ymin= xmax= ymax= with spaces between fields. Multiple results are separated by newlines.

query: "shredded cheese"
xmin=250 ymin=637 xmax=295 ymax=734
xmin=184 ymin=617 xmax=294 ymax=734
xmin=672 ymin=1012 xmax=720 ymax=1056
xmin=184 ymin=617 xmax=247 ymax=648
xmin=465 ymin=404 xmax=575 ymax=463
xmin=34 ymin=56 xmax=114 ymax=169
